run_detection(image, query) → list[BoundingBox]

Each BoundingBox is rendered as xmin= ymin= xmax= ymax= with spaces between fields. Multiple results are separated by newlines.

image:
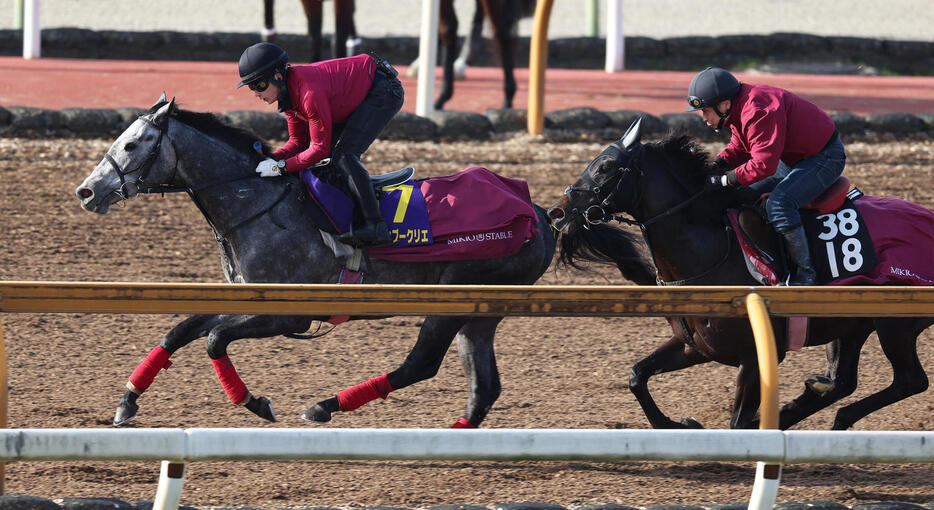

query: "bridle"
xmin=103 ymin=114 xmax=173 ymax=201
xmin=554 ymin=140 xmax=733 ymax=286
xmin=101 ymin=112 xmax=294 ymax=241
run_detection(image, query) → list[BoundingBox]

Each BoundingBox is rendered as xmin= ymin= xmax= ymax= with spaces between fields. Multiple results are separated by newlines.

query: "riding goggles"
xmin=248 ymin=79 xmax=270 ymax=92
xmin=687 ymin=95 xmax=710 ymax=110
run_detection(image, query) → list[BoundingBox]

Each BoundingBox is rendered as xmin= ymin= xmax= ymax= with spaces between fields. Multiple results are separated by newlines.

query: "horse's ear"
xmin=151 ymin=92 xmax=168 ymax=109
xmin=151 ymin=98 xmax=175 ymax=126
xmin=620 ymin=117 xmax=643 ymax=149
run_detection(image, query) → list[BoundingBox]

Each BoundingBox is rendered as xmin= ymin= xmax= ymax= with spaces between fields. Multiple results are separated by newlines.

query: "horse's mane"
xmin=147 ymin=101 xmax=273 ymax=156
xmin=557 ymin=223 xmax=657 ymax=286
xmin=646 ymin=133 xmax=761 ymax=215
xmin=645 ymin=134 xmax=709 ymax=182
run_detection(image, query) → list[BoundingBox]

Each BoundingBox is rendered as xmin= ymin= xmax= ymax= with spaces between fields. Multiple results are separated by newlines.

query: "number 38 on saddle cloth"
xmin=729 ymin=175 xmax=934 ymax=289
xmin=302 ymin=165 xmax=540 ymax=262
xmin=728 ymin=176 xmax=934 ymax=351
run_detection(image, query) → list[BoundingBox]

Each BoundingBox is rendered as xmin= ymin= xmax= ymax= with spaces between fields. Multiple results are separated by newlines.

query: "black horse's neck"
xmin=634 ymin=138 xmax=748 ymax=285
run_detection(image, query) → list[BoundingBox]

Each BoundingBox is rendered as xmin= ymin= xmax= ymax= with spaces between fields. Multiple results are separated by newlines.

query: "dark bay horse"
xmin=264 ymin=0 xmax=533 ymax=109
xmin=432 ymin=0 xmax=535 ymax=110
xmin=549 ymin=119 xmax=933 ymax=430
xmin=75 ymin=95 xmax=556 ymax=427
xmin=263 ymin=0 xmax=358 ymax=62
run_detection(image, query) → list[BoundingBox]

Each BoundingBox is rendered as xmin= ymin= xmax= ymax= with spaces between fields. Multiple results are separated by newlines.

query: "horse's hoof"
xmin=806 ymin=374 xmax=835 ymax=395
xmin=245 ymin=396 xmax=278 ymax=423
xmin=113 ymin=404 xmax=138 ymax=426
xmin=113 ymin=391 xmax=140 ymax=426
xmin=301 ymin=404 xmax=332 ymax=423
xmin=680 ymin=417 xmax=704 ymax=428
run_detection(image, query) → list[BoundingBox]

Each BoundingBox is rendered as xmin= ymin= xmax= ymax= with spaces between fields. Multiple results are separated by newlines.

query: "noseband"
xmin=549 ymin=145 xmax=645 ymax=229
xmin=103 ymin=115 xmax=175 ymax=201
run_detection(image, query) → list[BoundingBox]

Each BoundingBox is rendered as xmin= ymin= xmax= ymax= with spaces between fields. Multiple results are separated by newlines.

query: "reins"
xmin=571 ymin=141 xmax=734 ymax=287
xmin=104 ymin=115 xmax=293 ymax=243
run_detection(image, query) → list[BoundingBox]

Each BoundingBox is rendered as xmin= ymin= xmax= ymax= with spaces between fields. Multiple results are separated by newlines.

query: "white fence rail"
xmin=3 ymin=283 xmax=934 ymax=508
xmin=3 ymin=428 xmax=934 ymax=464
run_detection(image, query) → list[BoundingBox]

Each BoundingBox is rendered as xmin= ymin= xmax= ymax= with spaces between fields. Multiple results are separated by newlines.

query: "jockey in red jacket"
xmin=238 ymin=42 xmax=404 ymax=246
xmin=687 ymin=67 xmax=846 ymax=285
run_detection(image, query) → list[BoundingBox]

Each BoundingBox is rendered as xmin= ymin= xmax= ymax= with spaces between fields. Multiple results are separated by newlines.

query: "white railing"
xmin=1 ymin=428 xmax=933 ymax=510
xmin=3 ymin=282 xmax=933 ymax=509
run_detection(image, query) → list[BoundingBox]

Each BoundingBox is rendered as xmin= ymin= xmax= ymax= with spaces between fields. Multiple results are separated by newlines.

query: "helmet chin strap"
xmin=713 ymin=105 xmax=731 ymax=132
xmin=272 ymin=67 xmax=292 ymax=112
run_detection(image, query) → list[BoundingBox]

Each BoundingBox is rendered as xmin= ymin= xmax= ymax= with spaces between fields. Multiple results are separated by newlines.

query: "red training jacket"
xmin=273 ymin=53 xmax=377 ymax=172
xmin=718 ymin=83 xmax=837 ymax=186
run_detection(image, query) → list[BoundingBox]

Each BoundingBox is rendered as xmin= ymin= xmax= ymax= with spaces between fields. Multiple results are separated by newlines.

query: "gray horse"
xmin=76 ymin=95 xmax=556 ymax=427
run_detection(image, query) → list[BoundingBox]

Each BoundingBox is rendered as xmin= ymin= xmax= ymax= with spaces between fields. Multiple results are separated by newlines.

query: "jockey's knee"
xmin=765 ymin=190 xmax=801 ymax=231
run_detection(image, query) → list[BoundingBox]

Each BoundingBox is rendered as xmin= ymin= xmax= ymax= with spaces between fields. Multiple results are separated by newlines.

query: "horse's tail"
xmin=558 ymin=223 xmax=657 ymax=286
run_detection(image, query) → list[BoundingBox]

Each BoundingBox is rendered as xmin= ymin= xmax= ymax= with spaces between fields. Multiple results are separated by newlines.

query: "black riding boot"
xmin=780 ymin=225 xmax=818 ymax=286
xmin=337 ymin=155 xmax=390 ymax=246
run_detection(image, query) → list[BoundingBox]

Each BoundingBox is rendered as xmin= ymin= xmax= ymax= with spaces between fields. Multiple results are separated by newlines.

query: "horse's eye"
xmin=125 ymin=142 xmax=137 ymax=152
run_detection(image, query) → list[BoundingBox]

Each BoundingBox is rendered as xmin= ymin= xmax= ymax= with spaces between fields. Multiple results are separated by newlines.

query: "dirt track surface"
xmin=1 ymin=134 xmax=933 ymax=508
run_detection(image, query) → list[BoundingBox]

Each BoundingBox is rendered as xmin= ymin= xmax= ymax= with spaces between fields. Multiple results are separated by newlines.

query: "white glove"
xmin=255 ymin=158 xmax=284 ymax=177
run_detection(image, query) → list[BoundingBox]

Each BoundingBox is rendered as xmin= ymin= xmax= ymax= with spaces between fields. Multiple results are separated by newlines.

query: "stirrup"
xmin=339 ymin=222 xmax=390 ymax=247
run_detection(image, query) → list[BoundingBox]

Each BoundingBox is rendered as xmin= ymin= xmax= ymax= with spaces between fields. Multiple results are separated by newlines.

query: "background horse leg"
xmin=333 ymin=0 xmax=356 ymax=58
xmin=776 ymin=322 xmax=873 ymax=429
xmin=115 ymin=314 xmax=223 ymax=425
xmin=303 ymin=315 xmax=468 ymax=423
xmin=300 ymin=0 xmax=324 ymax=62
xmin=454 ymin=0 xmax=487 ymax=79
xmin=479 ymin=0 xmax=518 ymax=109
xmin=433 ymin=0 xmax=459 ymax=110
xmin=629 ymin=332 xmax=710 ymax=428
xmin=729 ymin=359 xmax=763 ymax=429
xmin=205 ymin=314 xmax=313 ymax=422
xmin=262 ymin=0 xmax=277 ymax=42
xmin=454 ymin=317 xmax=503 ymax=427
xmin=830 ymin=317 xmax=932 ymax=430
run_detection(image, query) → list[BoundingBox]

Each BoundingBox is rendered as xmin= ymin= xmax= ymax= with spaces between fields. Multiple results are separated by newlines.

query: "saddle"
xmin=728 ymin=176 xmax=862 ymax=351
xmin=371 ymin=166 xmax=416 ymax=190
xmin=301 ymin=163 xmax=539 ymax=261
xmin=300 ymin=158 xmax=415 ymax=236
xmin=730 ymin=176 xmax=867 ymax=286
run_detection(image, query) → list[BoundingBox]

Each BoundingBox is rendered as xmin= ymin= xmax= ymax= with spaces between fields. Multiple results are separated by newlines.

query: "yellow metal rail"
xmin=2 ymin=280 xmax=932 ymax=502
xmin=527 ymin=0 xmax=554 ymax=135
xmin=1 ymin=281 xmax=933 ymax=317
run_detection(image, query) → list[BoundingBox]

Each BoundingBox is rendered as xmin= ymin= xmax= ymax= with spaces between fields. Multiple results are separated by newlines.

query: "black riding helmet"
xmin=237 ymin=42 xmax=289 ymax=88
xmin=685 ymin=67 xmax=741 ymax=111
xmin=685 ymin=67 xmax=741 ymax=131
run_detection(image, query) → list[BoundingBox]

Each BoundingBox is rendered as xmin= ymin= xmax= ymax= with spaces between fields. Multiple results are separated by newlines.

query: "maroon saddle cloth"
xmin=367 ymin=166 xmax=540 ymax=262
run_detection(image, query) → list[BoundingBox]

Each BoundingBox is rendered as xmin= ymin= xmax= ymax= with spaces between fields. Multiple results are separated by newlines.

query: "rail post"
xmin=586 ymin=0 xmax=599 ymax=37
xmin=153 ymin=460 xmax=187 ymax=510
xmin=605 ymin=0 xmax=625 ymax=72
xmin=0 ymin=318 xmax=6 ymax=494
xmin=415 ymin=0 xmax=440 ymax=116
xmin=527 ymin=0 xmax=554 ymax=135
xmin=22 ymin=0 xmax=39 ymax=59
xmin=745 ymin=292 xmax=781 ymax=510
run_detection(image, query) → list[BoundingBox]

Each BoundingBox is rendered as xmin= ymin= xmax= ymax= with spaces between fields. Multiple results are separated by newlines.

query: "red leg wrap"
xmin=211 ymin=356 xmax=249 ymax=405
xmin=451 ymin=417 xmax=476 ymax=429
xmin=337 ymin=374 xmax=393 ymax=411
xmin=128 ymin=346 xmax=172 ymax=393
